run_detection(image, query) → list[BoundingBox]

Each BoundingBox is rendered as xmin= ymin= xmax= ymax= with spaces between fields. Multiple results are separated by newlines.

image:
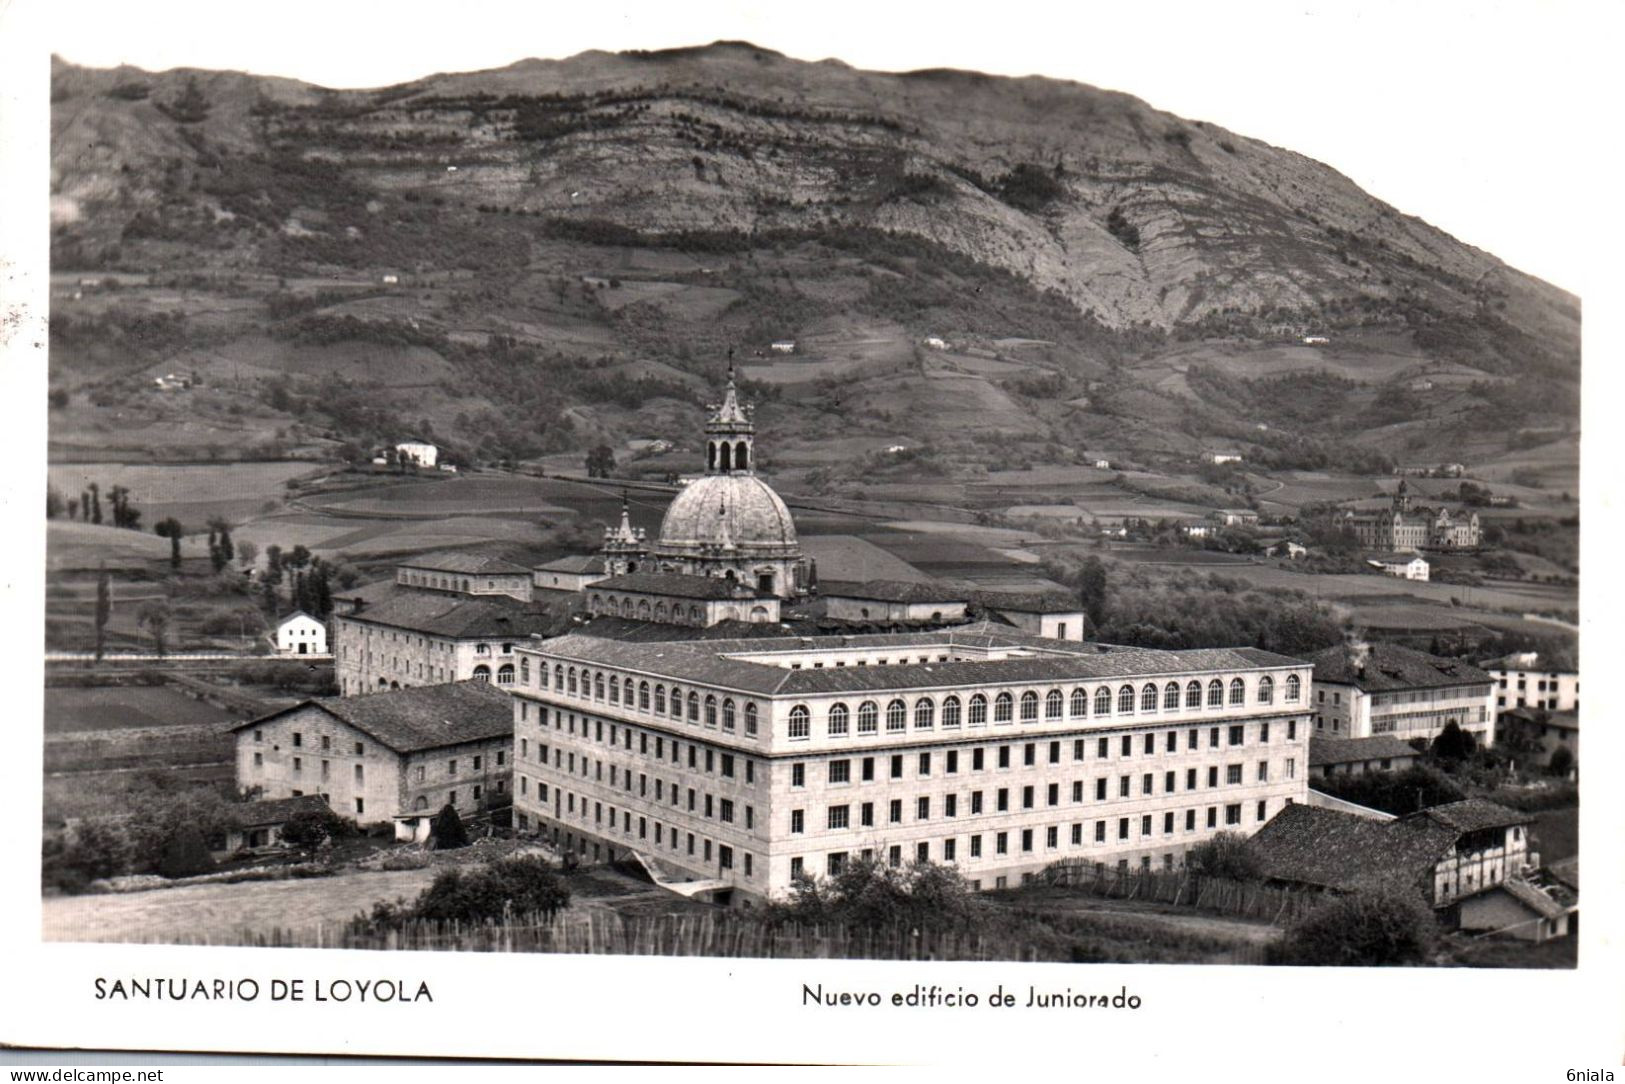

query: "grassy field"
xmin=44 ymin=686 xmax=241 ymax=734
xmin=48 ymin=461 xmax=319 ymax=526
xmin=1530 ymin=807 xmax=1578 ymax=864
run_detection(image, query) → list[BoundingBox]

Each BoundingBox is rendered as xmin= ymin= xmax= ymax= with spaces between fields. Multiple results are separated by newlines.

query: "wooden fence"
xmin=1037 ymin=860 xmax=1319 ymax=926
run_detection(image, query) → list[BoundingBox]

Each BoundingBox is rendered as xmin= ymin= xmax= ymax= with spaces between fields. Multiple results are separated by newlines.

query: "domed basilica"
xmin=601 ymin=368 xmax=811 ymax=599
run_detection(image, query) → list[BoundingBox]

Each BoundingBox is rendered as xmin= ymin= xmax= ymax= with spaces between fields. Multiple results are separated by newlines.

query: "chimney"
xmin=1346 ymin=638 xmax=1371 ymax=679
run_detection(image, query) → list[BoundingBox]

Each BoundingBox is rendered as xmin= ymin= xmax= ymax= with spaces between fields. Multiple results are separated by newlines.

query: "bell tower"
xmin=705 ymin=364 xmax=755 ymax=476
xmin=601 ymin=491 xmax=649 ymax=576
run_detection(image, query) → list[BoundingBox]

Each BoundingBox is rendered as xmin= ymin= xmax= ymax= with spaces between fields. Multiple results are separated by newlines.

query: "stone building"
xmin=275 ymin=611 xmax=328 ymax=656
xmin=396 ymin=551 xmax=535 ymax=602
xmin=508 ymin=625 xmax=1312 ymax=905
xmin=585 ymin=572 xmax=781 ymax=627
xmin=233 ymin=681 xmax=513 ymax=826
xmin=1342 ymin=480 xmax=1480 ymax=552
xmin=332 ymin=592 xmax=561 ymax=695
xmin=1308 ymin=641 xmax=1495 ymax=743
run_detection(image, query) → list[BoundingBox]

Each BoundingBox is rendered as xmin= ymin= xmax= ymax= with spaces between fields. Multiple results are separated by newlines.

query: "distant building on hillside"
xmin=770 ymin=340 xmax=796 ymax=354
xmin=1206 ymin=452 xmax=1243 ymax=465
xmin=1308 ymin=641 xmax=1494 ymax=744
xmin=1302 ymin=335 xmax=1330 ymax=345
xmin=1211 ymin=509 xmax=1259 ymax=527
xmin=1368 ymin=552 xmax=1430 ymax=581
xmin=1092 ymin=458 xmax=1112 ymax=470
xmin=1484 ymin=652 xmax=1579 ymax=719
xmin=922 ymin=337 xmax=949 ymax=350
xmin=275 ymin=611 xmax=328 ymax=656
xmin=395 ymin=439 xmax=438 ymax=469
xmin=1342 ymin=480 xmax=1480 ymax=552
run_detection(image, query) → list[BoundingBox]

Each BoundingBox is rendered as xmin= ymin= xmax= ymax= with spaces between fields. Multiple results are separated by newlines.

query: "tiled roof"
xmin=1246 ymin=803 xmax=1453 ymax=895
xmin=398 ymin=551 xmax=532 ymax=576
xmin=340 ymin=592 xmax=563 ymax=639
xmin=528 ymin=627 xmax=1307 ymax=697
xmin=536 ymin=554 xmax=606 ymax=575
xmin=819 ymin=579 xmax=966 ymax=604
xmin=235 ymin=681 xmax=512 ymax=753
xmin=1410 ymin=798 xmax=1531 ymax=834
xmin=1501 ymin=706 xmax=1578 ymax=731
xmin=232 ymin=794 xmax=331 ymax=827
xmin=1494 ymin=878 xmax=1570 ymax=921
xmin=1310 ymin=642 xmax=1493 ymax=692
xmin=591 ymin=572 xmax=774 ymax=601
xmin=1368 ymin=552 xmax=1427 ymax=565
xmin=1309 ymin=735 xmax=1422 ymax=767
xmin=277 ymin=610 xmax=323 ymax=626
xmin=975 ymin=590 xmax=1085 ymax=615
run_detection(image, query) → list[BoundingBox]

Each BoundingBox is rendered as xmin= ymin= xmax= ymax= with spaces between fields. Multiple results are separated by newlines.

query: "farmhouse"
xmin=1308 ymin=641 xmax=1494 ymax=744
xmin=1205 ymin=452 xmax=1243 ymax=465
xmin=509 ymin=625 xmax=1312 ymax=905
xmin=224 ymin=794 xmax=332 ymax=851
xmin=234 ymin=681 xmax=513 ymax=826
xmin=275 ymin=611 xmax=328 ymax=656
xmin=332 ymin=592 xmax=563 ymax=695
xmin=770 ymin=340 xmax=796 ymax=354
xmin=1210 ymin=509 xmax=1259 ymax=528
xmin=395 ymin=439 xmax=439 ymax=469
xmin=1367 ymin=552 xmax=1430 ymax=581
xmin=1246 ymin=798 xmax=1535 ymax=909
xmin=1307 ymin=734 xmax=1421 ymax=779
xmin=396 ymin=551 xmax=534 ymax=602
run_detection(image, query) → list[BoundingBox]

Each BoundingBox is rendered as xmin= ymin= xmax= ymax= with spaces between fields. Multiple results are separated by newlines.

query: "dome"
xmin=656 ymin=474 xmax=799 ymax=554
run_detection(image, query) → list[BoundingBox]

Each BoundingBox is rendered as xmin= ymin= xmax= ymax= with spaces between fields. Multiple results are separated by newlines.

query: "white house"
xmin=770 ymin=340 xmax=796 ymax=354
xmin=1092 ymin=459 xmax=1112 ymax=470
xmin=396 ymin=439 xmax=439 ymax=469
xmin=1206 ymin=452 xmax=1243 ymax=465
xmin=1368 ymin=553 xmax=1430 ymax=581
xmin=922 ymin=337 xmax=949 ymax=350
xmin=276 ymin=611 xmax=329 ymax=656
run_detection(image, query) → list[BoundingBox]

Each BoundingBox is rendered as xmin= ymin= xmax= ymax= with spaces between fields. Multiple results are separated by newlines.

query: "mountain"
xmin=46 ymin=44 xmax=1579 ymax=481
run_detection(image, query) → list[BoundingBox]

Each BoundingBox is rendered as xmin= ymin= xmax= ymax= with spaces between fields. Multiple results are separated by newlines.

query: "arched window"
xmin=719 ymin=442 xmax=733 ymax=472
xmin=915 ymin=698 xmax=935 ymax=728
xmin=1046 ymin=689 xmax=1064 ymax=719
xmin=994 ymin=692 xmax=1013 ymax=723
xmin=1164 ymin=682 xmax=1180 ymax=710
xmin=788 ymin=705 xmax=810 ymax=740
xmin=1285 ymin=674 xmax=1302 ymax=702
xmin=567 ymin=667 xmax=578 ymax=695
xmin=473 ymin=665 xmax=491 ymax=683
xmin=497 ymin=664 xmax=515 ymax=686
xmin=735 ymin=441 xmax=749 ymax=471
xmin=639 ymin=681 xmax=650 ymax=710
xmin=654 ymin=684 xmax=666 ymax=713
xmin=942 ymin=696 xmax=962 ymax=728
xmin=1141 ymin=683 xmax=1158 ymax=712
xmin=1186 ymin=680 xmax=1202 ymax=708
xmin=520 ymin=657 xmax=530 ymax=684
xmin=553 ymin=665 xmax=563 ymax=689
xmin=1229 ymin=678 xmax=1246 ymax=706
xmin=1094 ymin=687 xmax=1112 ymax=715
xmin=1258 ymin=676 xmax=1275 ymax=704
xmin=622 ymin=598 xmax=636 ymax=618
xmin=594 ymin=673 xmax=604 ymax=700
xmin=670 ymin=686 xmax=683 ymax=719
xmin=1071 ymin=688 xmax=1088 ymax=717
xmin=414 ymin=795 xmax=429 ymax=811
xmin=687 ymin=691 xmax=699 ymax=722
xmin=608 ymin=675 xmax=619 ymax=703
xmin=1117 ymin=685 xmax=1135 ymax=713
xmin=1019 ymin=691 xmax=1039 ymax=721
xmin=590 ymin=594 xmax=603 ymax=611
xmin=828 ymin=703 xmax=850 ymax=736
xmin=745 ymin=703 xmax=759 ymax=735
xmin=858 ymin=701 xmax=879 ymax=734
xmin=723 ymin=698 xmax=736 ymax=731
xmin=655 ymin=602 xmax=668 ymax=622
xmin=705 ymin=694 xmax=718 ymax=727
xmin=886 ymin=699 xmax=907 ymax=732
xmin=968 ymin=694 xmax=988 ymax=726
xmin=689 ymin=605 xmax=702 ymax=622
xmin=1207 ymin=679 xmax=1224 ymax=707
xmin=638 ymin=599 xmax=651 ymax=620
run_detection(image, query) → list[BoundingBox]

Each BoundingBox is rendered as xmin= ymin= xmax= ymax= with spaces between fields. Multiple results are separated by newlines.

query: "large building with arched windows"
xmin=508 ymin=624 xmax=1313 ymax=905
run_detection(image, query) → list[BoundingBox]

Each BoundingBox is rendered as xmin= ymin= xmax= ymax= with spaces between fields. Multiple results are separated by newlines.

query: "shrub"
xmin=157 ymin=823 xmax=216 ymax=879
xmin=279 ymin=808 xmax=349 ymax=849
xmin=1312 ymin=765 xmax=1465 ymax=817
xmin=351 ymin=856 xmax=570 ymax=933
xmin=1184 ymin=832 xmax=1262 ymax=882
xmin=430 ymin=803 xmax=469 ymax=850
xmin=765 ymin=858 xmax=984 ymax=934
xmin=1430 ymin=722 xmax=1477 ymax=764
xmin=1268 ymin=889 xmax=1438 ymax=967
xmin=1547 ymin=746 xmax=1575 ymax=778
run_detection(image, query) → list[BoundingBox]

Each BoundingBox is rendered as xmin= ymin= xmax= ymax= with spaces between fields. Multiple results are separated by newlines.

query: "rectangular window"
xmin=1228 ymin=725 xmax=1244 ymax=746
xmin=1074 ymin=739 xmax=1085 ymax=761
xmin=891 ymin=755 xmax=904 ymax=780
xmin=1120 ymin=735 xmax=1132 ymax=757
xmin=970 ymin=835 xmax=983 ymax=858
xmin=1210 ymin=728 xmax=1220 ymax=748
xmin=722 ymin=754 xmax=734 ymax=778
xmin=946 ymin=750 xmax=959 ymax=774
xmin=1287 ymin=757 xmax=1297 ymax=779
xmin=1143 ymin=733 xmax=1154 ymax=755
xmin=1118 ymin=776 xmax=1130 ymax=798
xmin=1096 ymin=778 xmax=1107 ymax=801
xmin=792 ymin=763 xmax=805 ymax=787
xmin=860 ymin=801 xmax=874 ymax=827
xmin=1141 ymin=814 xmax=1152 ymax=837
xmin=1260 ymin=722 xmax=1270 ymax=743
xmin=1118 ymin=818 xmax=1129 ymax=841
xmin=292 ymin=732 xmax=302 ymax=748
xmin=889 ymin=799 xmax=903 ymax=824
xmin=1022 ymin=785 xmax=1034 ymax=810
xmin=1226 ymin=764 xmax=1243 ymax=785
xmin=1257 ymin=799 xmax=1268 ymax=822
xmin=1142 ymin=773 xmax=1153 ymax=795
xmin=720 ymin=799 xmax=734 ymax=823
xmin=1164 ymin=770 xmax=1175 ymax=793
xmin=1166 ymin=731 xmax=1177 ymax=752
xmin=1021 ymin=829 xmax=1034 ymax=853
xmin=1258 ymin=761 xmax=1269 ymax=782
xmin=973 ymin=748 xmax=985 ymax=771
xmin=997 ymin=788 xmax=1009 ymax=813
xmin=355 ymin=798 xmax=364 ymax=814
xmin=917 ymin=796 xmax=931 ymax=820
xmin=828 ymin=760 xmax=850 ymax=785
xmin=827 ymin=805 xmax=849 ymax=830
xmin=1072 ymin=780 xmax=1083 ymax=803
xmin=1207 ymin=807 xmax=1218 ymax=829
xmin=791 ymin=809 xmax=805 ymax=834
xmin=1226 ymin=804 xmax=1242 ymax=826
xmin=944 ymin=838 xmax=957 ymax=862
xmin=1163 ymin=811 xmax=1175 ymax=834
xmin=790 ymin=857 xmax=804 ymax=881
xmin=861 ymin=756 xmax=874 ymax=782
xmin=1188 ymin=729 xmax=1198 ymax=750
xmin=998 ymin=746 xmax=1010 ymax=769
xmin=1208 ymin=766 xmax=1219 ymax=788
xmin=996 ymin=831 xmax=1008 ymax=855
xmin=1023 ymin=743 xmax=1035 ymax=767
xmin=1071 ymin=823 xmax=1083 ymax=845
xmin=1186 ymin=809 xmax=1196 ymax=831
xmin=1047 ymin=783 xmax=1059 ymax=807
xmin=888 ymin=845 xmax=902 ymax=868
xmin=1049 ymin=741 xmax=1060 ymax=764
xmin=1095 ymin=821 xmax=1106 ymax=843
xmin=919 ymin=752 xmax=932 ymax=776
xmin=1097 ymin=737 xmax=1109 ymax=759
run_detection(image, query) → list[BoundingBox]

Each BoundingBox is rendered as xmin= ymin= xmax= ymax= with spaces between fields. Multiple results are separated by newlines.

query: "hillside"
xmin=46 ymin=43 xmax=1580 ymax=477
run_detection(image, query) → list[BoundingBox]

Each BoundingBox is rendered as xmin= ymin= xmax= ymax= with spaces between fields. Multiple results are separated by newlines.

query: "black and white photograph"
xmin=1 ymin=0 xmax=1617 ymax=1070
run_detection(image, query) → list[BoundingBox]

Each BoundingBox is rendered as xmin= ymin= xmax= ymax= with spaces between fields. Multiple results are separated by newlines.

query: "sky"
xmin=33 ymin=0 xmax=1613 ymax=293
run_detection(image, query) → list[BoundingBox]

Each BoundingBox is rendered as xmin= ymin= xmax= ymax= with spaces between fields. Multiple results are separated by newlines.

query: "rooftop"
xmin=1309 ymin=735 xmax=1423 ymax=767
xmin=1501 ymin=706 xmax=1579 ymax=730
xmin=232 ymin=794 xmax=331 ymax=827
xmin=527 ymin=625 xmax=1305 ymax=697
xmin=1368 ymin=552 xmax=1428 ymax=565
xmin=398 ymin=551 xmax=533 ymax=576
xmin=235 ymin=681 xmax=512 ymax=754
xmin=592 ymin=572 xmax=775 ymax=601
xmin=536 ymin=554 xmax=607 ymax=575
xmin=339 ymin=592 xmax=564 ymax=639
xmin=1246 ymin=804 xmax=1458 ymax=895
xmin=1411 ymin=797 xmax=1531 ymax=834
xmin=1310 ymin=642 xmax=1492 ymax=693
xmin=818 ymin=579 xmax=966 ymax=604
xmin=974 ymin=590 xmax=1085 ymax=615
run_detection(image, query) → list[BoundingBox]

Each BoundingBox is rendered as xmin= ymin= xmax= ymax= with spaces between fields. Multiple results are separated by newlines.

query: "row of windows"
xmin=525 ymin=707 xmax=761 ymax=786
xmin=255 ymin=730 xmax=367 ymax=756
xmin=525 ymin=792 xmax=752 ymax=878
xmin=784 ymin=677 xmax=1301 ymax=739
xmin=522 ymin=754 xmax=758 ymax=831
xmin=537 ymin=668 xmax=763 ymax=736
xmin=789 ymin=801 xmax=1279 ymax=878
xmin=789 ymin=763 xmax=1293 ymax=832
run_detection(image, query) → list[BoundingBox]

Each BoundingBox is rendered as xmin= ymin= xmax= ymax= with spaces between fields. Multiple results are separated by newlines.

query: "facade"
xmin=818 ymin=580 xmax=969 ymax=625
xmin=534 ymin=554 xmax=610 ymax=594
xmin=233 ymin=682 xmax=513 ymax=826
xmin=1457 ymin=878 xmax=1573 ymax=942
xmin=1368 ymin=553 xmax=1430 ymax=581
xmin=223 ymin=794 xmax=331 ymax=851
xmin=332 ymin=593 xmax=560 ymax=695
xmin=1486 ymin=652 xmax=1579 ymax=716
xmin=509 ymin=625 xmax=1312 ymax=905
xmin=646 ymin=370 xmax=812 ymax=598
xmin=586 ymin=572 xmax=781 ymax=628
xmin=1342 ymin=480 xmax=1480 ymax=552
xmin=1497 ymin=707 xmax=1578 ymax=771
xmin=1309 ymin=642 xmax=1494 ymax=743
xmin=275 ymin=611 xmax=328 ymax=656
xmin=1211 ymin=509 xmax=1260 ymax=527
xmin=396 ymin=439 xmax=439 ymax=468
xmin=1308 ymin=735 xmax=1421 ymax=779
xmin=396 ymin=552 xmax=534 ymax=602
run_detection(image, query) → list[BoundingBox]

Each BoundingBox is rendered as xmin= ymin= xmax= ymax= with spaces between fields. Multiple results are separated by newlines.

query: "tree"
xmin=156 ymin=823 xmax=216 ymax=878
xmin=265 ymin=545 xmax=283 ymax=585
xmin=411 ymin=856 xmax=571 ymax=924
xmin=585 ymin=444 xmax=617 ymax=478
xmin=1184 ymin=832 xmax=1262 ymax=881
xmin=1076 ymin=556 xmax=1107 ymax=627
xmin=766 ymin=857 xmax=984 ymax=934
xmin=280 ymin=808 xmax=348 ymax=849
xmin=93 ymin=567 xmax=111 ymax=661
xmin=1547 ymin=744 xmax=1575 ymax=778
xmin=1268 ymin=889 xmax=1438 ymax=966
xmin=430 ymin=802 xmax=469 ymax=850
xmin=236 ymin=540 xmax=258 ymax=568
xmin=154 ymin=518 xmax=184 ymax=570
xmin=88 ymin=482 xmax=101 ymax=525
xmin=163 ymin=76 xmax=211 ymax=124
xmin=1430 ymin=721 xmax=1477 ymax=765
xmin=137 ymin=599 xmax=171 ymax=656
